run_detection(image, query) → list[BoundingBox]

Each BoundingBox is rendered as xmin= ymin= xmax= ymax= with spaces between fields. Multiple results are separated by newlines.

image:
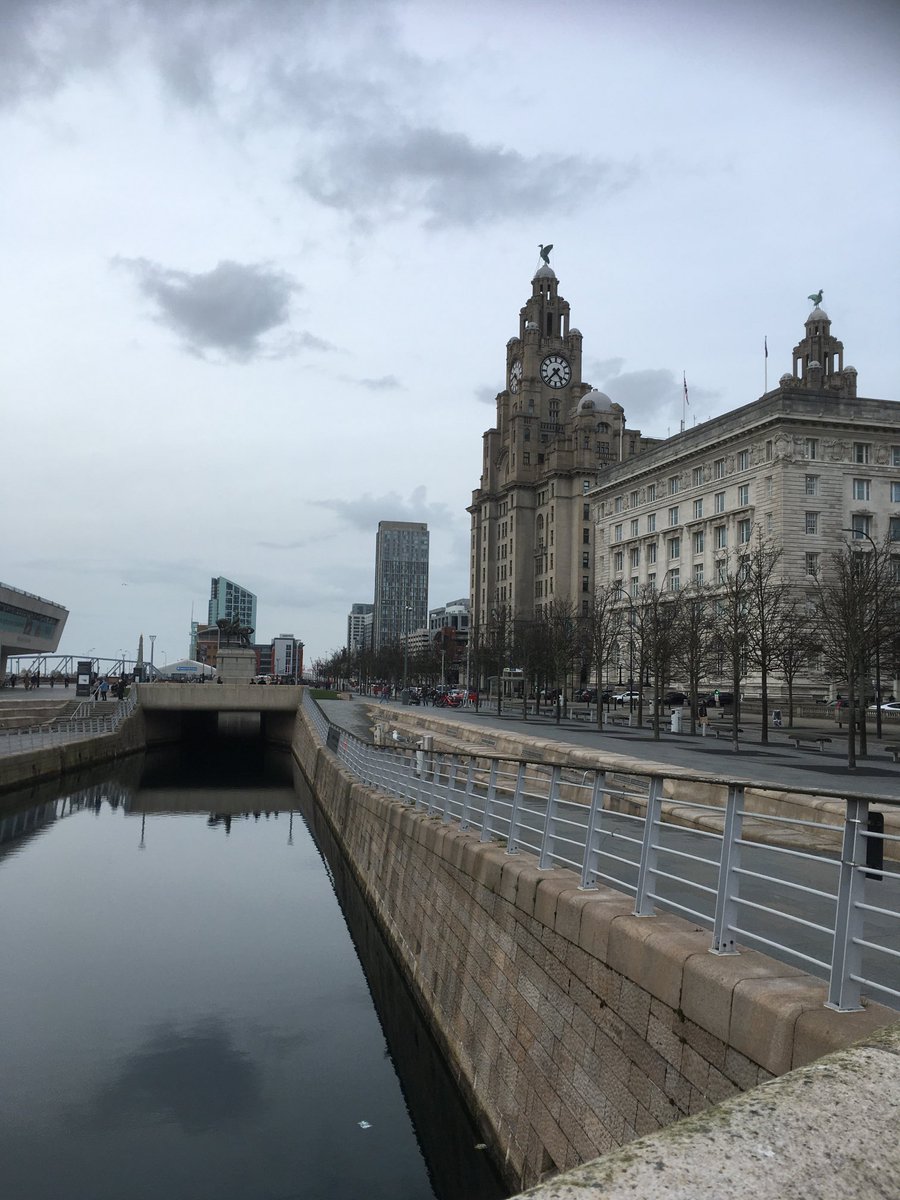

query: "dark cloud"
xmin=115 ymin=257 xmax=299 ymax=360
xmin=475 ymin=385 xmax=497 ymax=406
xmin=314 ymin=486 xmax=455 ymax=532
xmin=589 ymin=361 xmax=722 ymax=431
xmin=296 ymin=126 xmax=635 ymax=229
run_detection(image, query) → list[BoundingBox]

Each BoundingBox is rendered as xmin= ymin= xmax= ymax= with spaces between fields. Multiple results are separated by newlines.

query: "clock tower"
xmin=469 ymin=252 xmax=649 ymax=652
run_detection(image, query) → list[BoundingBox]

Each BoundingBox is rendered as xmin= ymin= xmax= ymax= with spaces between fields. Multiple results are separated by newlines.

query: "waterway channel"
xmin=0 ymin=743 xmax=507 ymax=1200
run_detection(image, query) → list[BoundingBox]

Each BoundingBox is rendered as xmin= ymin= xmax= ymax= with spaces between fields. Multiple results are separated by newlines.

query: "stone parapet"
xmin=294 ymin=703 xmax=899 ymax=1193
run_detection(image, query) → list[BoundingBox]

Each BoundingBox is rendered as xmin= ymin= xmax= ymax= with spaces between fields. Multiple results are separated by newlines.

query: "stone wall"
xmin=292 ymin=704 xmax=897 ymax=1194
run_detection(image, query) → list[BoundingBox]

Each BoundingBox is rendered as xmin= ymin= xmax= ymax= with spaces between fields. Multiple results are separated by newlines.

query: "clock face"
xmin=540 ymin=354 xmax=571 ymax=389
xmin=508 ymin=359 xmax=523 ymax=393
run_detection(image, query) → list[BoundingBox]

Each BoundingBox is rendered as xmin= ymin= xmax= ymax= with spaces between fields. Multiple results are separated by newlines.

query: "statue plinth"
xmin=216 ymin=645 xmax=257 ymax=683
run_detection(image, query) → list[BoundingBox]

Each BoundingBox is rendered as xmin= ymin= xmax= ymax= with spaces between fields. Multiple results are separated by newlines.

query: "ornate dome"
xmin=533 ymin=264 xmax=556 ymax=281
xmin=807 ymin=305 xmax=830 ymax=322
xmin=577 ymin=389 xmax=614 ymax=413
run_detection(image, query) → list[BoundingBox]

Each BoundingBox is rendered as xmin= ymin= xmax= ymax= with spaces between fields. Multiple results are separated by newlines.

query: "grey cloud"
xmin=590 ymin=362 xmax=722 ymax=430
xmin=357 ymin=375 xmax=402 ymax=392
xmin=475 ymin=386 xmax=497 ymax=406
xmin=314 ymin=487 xmax=455 ymax=532
xmin=297 ymin=126 xmax=636 ymax=229
xmin=115 ymin=257 xmax=299 ymax=360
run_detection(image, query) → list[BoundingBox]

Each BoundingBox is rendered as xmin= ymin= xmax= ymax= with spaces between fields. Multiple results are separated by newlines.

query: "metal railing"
xmin=0 ymin=688 xmax=139 ymax=754
xmin=301 ymin=691 xmax=900 ymax=1013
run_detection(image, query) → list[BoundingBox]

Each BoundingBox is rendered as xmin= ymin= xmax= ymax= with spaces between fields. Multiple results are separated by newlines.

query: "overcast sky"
xmin=4 ymin=0 xmax=899 ymax=668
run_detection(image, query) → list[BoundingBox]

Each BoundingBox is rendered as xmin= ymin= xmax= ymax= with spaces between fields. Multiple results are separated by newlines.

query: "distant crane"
xmin=539 ymin=243 xmax=553 ymax=265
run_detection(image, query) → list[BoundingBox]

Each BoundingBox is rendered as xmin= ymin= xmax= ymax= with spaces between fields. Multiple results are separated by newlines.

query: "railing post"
xmin=460 ymin=761 xmax=476 ymax=831
xmin=580 ymin=770 xmax=607 ymax=889
xmin=442 ymin=758 xmax=457 ymax=824
xmin=633 ymin=775 xmax=664 ymax=916
xmin=480 ymin=760 xmax=499 ymax=842
xmin=537 ymin=766 xmax=562 ymax=869
xmin=711 ymin=784 xmax=745 ymax=954
xmin=827 ymin=796 xmax=867 ymax=1012
xmin=506 ymin=762 xmax=527 ymax=854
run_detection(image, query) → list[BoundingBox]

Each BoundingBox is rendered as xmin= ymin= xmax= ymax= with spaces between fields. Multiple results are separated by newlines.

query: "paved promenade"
xmin=322 ymin=697 xmax=900 ymax=801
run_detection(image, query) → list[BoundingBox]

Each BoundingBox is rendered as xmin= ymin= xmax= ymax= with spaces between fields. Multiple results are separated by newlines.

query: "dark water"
xmin=0 ymin=747 xmax=507 ymax=1200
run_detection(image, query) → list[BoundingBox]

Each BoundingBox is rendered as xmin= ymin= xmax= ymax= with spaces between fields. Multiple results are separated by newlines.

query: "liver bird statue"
xmin=808 ymin=289 xmax=823 ymax=306
xmin=539 ymin=243 xmax=553 ymax=265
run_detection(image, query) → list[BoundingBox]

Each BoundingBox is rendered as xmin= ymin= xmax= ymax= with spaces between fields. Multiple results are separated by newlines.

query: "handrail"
xmin=0 ymin=688 xmax=139 ymax=754
xmin=301 ymin=690 xmax=900 ymax=1014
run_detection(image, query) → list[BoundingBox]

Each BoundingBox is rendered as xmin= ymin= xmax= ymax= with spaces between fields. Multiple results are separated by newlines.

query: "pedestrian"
xmin=698 ymin=700 xmax=708 ymax=734
xmin=99 ymin=678 xmax=109 ymax=701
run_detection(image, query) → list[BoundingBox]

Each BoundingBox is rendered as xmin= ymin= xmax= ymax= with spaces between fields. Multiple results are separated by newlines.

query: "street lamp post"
xmin=149 ymin=634 xmax=156 ymax=682
xmin=613 ymin=583 xmax=636 ymax=714
xmin=843 ymin=528 xmax=882 ymax=740
xmin=402 ymin=605 xmax=411 ymax=697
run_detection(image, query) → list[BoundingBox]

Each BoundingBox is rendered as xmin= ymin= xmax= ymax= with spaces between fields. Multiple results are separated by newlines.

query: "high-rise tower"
xmin=372 ymin=522 xmax=429 ymax=651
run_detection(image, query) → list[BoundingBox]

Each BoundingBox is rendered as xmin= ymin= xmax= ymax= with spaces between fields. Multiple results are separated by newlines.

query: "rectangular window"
xmin=693 ymin=565 xmax=704 ymax=585
xmin=766 ymin=512 xmax=774 ymax=533
xmin=647 ymin=572 xmax=656 ymax=590
xmin=582 ymin=551 xmax=590 ymax=568
xmin=647 ymin=542 xmax=658 ymax=565
xmin=614 ymin=496 xmax=623 ymax=513
xmin=765 ymin=440 xmax=773 ymax=461
xmin=893 ymin=446 xmax=900 ymax=467
xmin=714 ymin=491 xmax=725 ymax=514
xmin=805 ymin=512 xmax=818 ymax=534
xmin=693 ymin=498 xmax=703 ymax=519
xmin=805 ymin=552 xmax=819 ymax=576
xmin=891 ymin=521 xmax=900 ymax=543
xmin=647 ymin=483 xmax=657 ymax=501
xmin=892 ymin=482 xmax=900 ymax=503
xmin=714 ymin=458 xmax=726 ymax=479
xmin=765 ymin=476 xmax=773 ymax=498
xmin=630 ymin=576 xmax=640 ymax=598
xmin=614 ymin=551 xmax=624 ymax=571
xmin=583 ymin=528 xmax=591 ymax=544
xmin=669 ymin=475 xmax=679 ymax=495
xmin=737 ymin=449 xmax=749 ymax=471
xmin=582 ymin=576 xmax=590 ymax=592
xmin=630 ymin=490 xmax=639 ymax=508
xmin=805 ymin=438 xmax=818 ymax=460
xmin=523 ymin=452 xmax=530 ymax=465
xmin=854 ymin=443 xmax=871 ymax=464
xmin=630 ymin=547 xmax=640 ymax=568
xmin=668 ymin=537 xmax=680 ymax=560
xmin=715 ymin=525 xmax=727 ymax=549
xmin=614 ymin=524 xmax=623 ymax=542
xmin=668 ymin=506 xmax=679 ymax=526
xmin=738 ymin=484 xmax=749 ymax=506
xmin=647 ymin=513 xmax=656 ymax=533
xmin=693 ymin=530 xmax=705 ymax=554
xmin=851 ymin=514 xmax=872 ymax=539
xmin=805 ymin=475 xmax=819 ymax=496
xmin=738 ymin=519 xmax=752 ymax=544
xmin=668 ymin=570 xmax=680 ymax=592
xmin=691 ymin=467 xmax=703 ymax=487
xmin=582 ymin=479 xmax=590 ymax=494
xmin=630 ymin=519 xmax=639 ymax=537
xmin=583 ymin=502 xmax=590 ymax=520
xmin=853 ymin=478 xmax=871 ymax=501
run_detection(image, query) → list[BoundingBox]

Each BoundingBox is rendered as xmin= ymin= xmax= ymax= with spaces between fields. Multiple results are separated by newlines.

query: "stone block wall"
xmin=293 ymin=708 xmax=896 ymax=1193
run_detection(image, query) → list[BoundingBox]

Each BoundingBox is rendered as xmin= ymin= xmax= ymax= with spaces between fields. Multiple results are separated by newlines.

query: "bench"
xmin=603 ymin=714 xmax=633 ymax=728
xmin=885 ymin=745 xmax=900 ymax=763
xmin=784 ymin=735 xmax=832 ymax=752
xmin=711 ymin=727 xmax=743 ymax=740
xmin=569 ymin=708 xmax=594 ymax=722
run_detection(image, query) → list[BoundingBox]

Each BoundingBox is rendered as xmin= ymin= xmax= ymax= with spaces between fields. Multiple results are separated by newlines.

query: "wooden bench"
xmin=884 ymin=745 xmax=900 ymax=763
xmin=711 ymin=726 xmax=743 ymax=740
xmin=603 ymin=714 xmax=633 ymax=728
xmin=569 ymin=708 xmax=594 ymax=722
xmin=784 ymin=734 xmax=832 ymax=752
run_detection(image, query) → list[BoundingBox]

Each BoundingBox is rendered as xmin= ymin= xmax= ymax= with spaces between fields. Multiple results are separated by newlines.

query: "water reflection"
xmin=73 ymin=1018 xmax=264 ymax=1135
xmin=0 ymin=747 xmax=507 ymax=1200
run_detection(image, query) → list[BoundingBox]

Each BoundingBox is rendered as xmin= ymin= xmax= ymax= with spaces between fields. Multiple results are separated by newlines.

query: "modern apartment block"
xmin=208 ymin=576 xmax=257 ymax=635
xmin=372 ymin=522 xmax=429 ymax=651
xmin=347 ymin=603 xmax=374 ymax=656
xmin=469 ymin=254 xmax=655 ymax=633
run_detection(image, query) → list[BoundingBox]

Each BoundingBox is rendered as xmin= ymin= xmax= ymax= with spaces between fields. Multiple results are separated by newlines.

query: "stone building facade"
xmin=590 ymin=304 xmax=900 ymax=694
xmin=469 ymin=258 xmax=656 ymax=634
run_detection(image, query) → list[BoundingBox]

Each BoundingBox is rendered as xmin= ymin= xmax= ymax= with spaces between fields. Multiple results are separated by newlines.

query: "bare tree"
xmin=673 ymin=584 xmax=717 ymax=734
xmin=744 ymin=531 xmax=789 ymax=743
xmin=582 ymin=584 xmax=627 ymax=729
xmin=543 ymin=599 xmax=581 ymax=723
xmin=711 ymin=550 xmax=755 ymax=751
xmin=632 ymin=580 xmax=683 ymax=739
xmin=772 ymin=592 xmax=819 ymax=727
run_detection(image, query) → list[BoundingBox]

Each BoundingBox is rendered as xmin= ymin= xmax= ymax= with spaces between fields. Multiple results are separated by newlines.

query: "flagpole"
xmin=681 ymin=371 xmax=689 ymax=433
xmin=764 ymin=335 xmax=768 ymax=393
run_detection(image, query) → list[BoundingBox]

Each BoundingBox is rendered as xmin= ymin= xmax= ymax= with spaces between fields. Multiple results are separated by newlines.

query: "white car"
xmin=868 ymin=701 xmax=900 ymax=711
xmin=613 ymin=690 xmax=641 ymax=703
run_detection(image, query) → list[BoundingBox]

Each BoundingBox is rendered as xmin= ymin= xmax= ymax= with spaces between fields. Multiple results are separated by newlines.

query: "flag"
xmin=764 ymin=336 xmax=768 ymax=359
xmin=683 ymin=371 xmax=689 ymax=406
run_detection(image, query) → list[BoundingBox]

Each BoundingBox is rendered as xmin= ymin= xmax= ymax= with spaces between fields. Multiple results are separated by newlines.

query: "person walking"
xmin=99 ymin=678 xmax=109 ymax=701
xmin=698 ymin=699 xmax=708 ymax=735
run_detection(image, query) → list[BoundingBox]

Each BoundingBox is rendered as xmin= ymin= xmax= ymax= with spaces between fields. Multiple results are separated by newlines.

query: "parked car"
xmin=664 ymin=691 xmax=687 ymax=706
xmin=613 ymin=690 xmax=642 ymax=703
xmin=868 ymin=701 xmax=900 ymax=711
